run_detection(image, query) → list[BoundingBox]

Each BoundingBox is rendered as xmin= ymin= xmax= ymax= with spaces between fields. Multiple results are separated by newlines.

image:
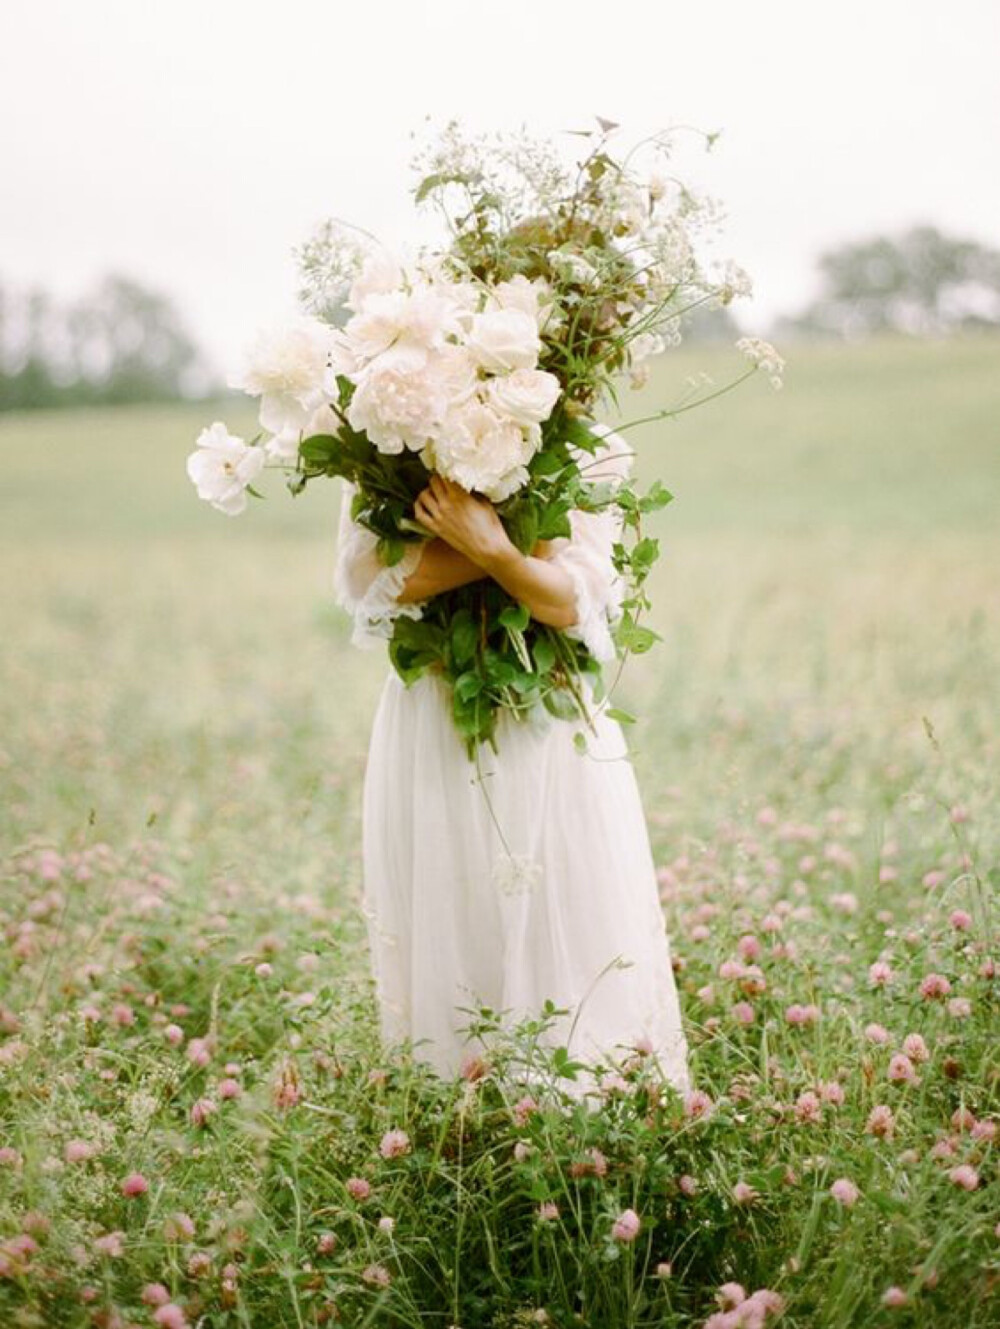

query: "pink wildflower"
xmin=948 ymin=1164 xmax=979 ymax=1191
xmin=379 ymin=1129 xmax=411 ymax=1160
xmin=795 ymin=1091 xmax=822 ymax=1124
xmin=190 ymin=1097 xmax=217 ymax=1127
xmin=865 ymin=1105 xmax=895 ymax=1138
xmin=717 ymin=1281 xmax=746 ymax=1308
xmin=830 ymin=1178 xmax=859 ymax=1206
xmin=153 ymin=1306 xmax=189 ymax=1329
xmin=902 ymin=1032 xmax=929 ymax=1062
xmin=611 ymin=1208 xmax=641 ymax=1243
xmin=94 ymin=1231 xmax=125 ymax=1258
xmin=512 ymin=1095 xmax=538 ymax=1126
xmin=737 ymin=934 xmax=762 ymax=961
xmin=163 ymin=1212 xmax=196 ymax=1242
xmin=785 ymin=1003 xmax=820 ymax=1025
xmin=820 ymin=1080 xmax=845 ymax=1105
xmin=919 ymin=973 xmax=951 ymax=1000
xmin=120 ymin=1171 xmax=149 ymax=1197
xmin=887 ymin=1054 xmax=919 ymax=1085
xmin=684 ymin=1089 xmax=714 ymax=1119
xmin=346 ymin=1177 xmax=372 ymax=1201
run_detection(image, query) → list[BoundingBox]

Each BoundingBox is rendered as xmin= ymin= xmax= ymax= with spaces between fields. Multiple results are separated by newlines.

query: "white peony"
xmin=430 ymin=396 xmax=538 ymax=500
xmin=347 ymin=344 xmax=477 ymax=454
xmin=228 ymin=318 xmax=336 ymax=457
xmin=346 ymin=247 xmax=404 ymax=313
xmin=485 ymin=367 xmax=561 ymax=428
xmin=186 ymin=422 xmax=265 ymax=516
xmin=345 ymin=285 xmax=465 ymax=364
xmin=466 ymin=307 xmax=541 ymax=373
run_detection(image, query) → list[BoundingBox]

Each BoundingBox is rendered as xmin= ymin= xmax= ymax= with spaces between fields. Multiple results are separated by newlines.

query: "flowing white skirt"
xmin=361 ymin=667 xmax=692 ymax=1100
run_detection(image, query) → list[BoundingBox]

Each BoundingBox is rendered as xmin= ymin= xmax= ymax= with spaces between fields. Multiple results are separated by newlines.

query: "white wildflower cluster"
xmin=410 ymin=119 xmax=573 ymax=225
xmin=330 ymin=253 xmax=562 ymax=501
xmin=294 ymin=218 xmax=370 ymax=321
xmin=735 ymin=337 xmax=786 ymax=389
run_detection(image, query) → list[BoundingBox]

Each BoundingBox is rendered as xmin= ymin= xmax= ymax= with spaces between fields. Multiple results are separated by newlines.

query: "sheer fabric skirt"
xmin=361 ymin=668 xmax=692 ymax=1100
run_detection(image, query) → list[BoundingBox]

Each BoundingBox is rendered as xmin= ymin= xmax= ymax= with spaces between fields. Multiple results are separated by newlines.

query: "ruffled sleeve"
xmin=545 ymin=423 xmax=634 ymax=663
xmin=333 ymin=479 xmax=430 ymax=649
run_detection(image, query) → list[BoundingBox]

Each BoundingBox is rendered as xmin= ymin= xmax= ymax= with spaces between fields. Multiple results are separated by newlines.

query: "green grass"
xmin=0 ymin=331 xmax=998 ymax=1327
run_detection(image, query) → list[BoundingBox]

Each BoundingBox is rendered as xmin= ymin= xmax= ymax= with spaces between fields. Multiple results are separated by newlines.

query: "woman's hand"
xmin=414 ymin=474 xmax=516 ymax=569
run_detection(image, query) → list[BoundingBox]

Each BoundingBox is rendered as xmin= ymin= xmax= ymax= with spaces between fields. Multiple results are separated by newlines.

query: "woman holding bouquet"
xmin=184 ymin=122 xmax=773 ymax=1105
xmin=335 ymin=424 xmax=693 ymax=1101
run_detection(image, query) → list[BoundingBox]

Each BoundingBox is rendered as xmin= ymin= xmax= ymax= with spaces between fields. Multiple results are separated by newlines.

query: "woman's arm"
xmin=396 ymin=537 xmax=488 ymax=603
xmin=413 ymin=475 xmax=578 ymax=630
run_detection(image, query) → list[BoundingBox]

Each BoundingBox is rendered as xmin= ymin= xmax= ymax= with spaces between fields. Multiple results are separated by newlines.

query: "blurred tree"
xmin=0 ymin=274 xmax=216 ymax=411
xmin=776 ymin=225 xmax=1000 ymax=340
xmin=680 ymin=301 xmax=742 ymax=343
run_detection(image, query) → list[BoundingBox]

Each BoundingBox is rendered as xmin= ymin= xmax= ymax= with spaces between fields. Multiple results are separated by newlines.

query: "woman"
xmin=334 ymin=424 xmax=692 ymax=1100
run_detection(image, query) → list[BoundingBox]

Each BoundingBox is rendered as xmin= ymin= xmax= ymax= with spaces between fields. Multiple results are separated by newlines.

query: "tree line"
xmin=0 ymin=274 xmax=214 ymax=412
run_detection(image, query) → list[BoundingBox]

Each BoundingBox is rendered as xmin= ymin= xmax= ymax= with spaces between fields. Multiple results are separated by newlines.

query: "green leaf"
xmin=532 ymin=636 xmax=556 ymax=674
xmin=572 ymin=731 xmax=588 ymax=753
xmin=639 ymin=480 xmax=673 ymax=512
xmin=376 ymin=535 xmax=406 ymax=568
xmin=616 ymin=618 xmax=662 ymax=654
xmin=542 ymin=687 xmax=579 ymax=721
xmin=450 ymin=610 xmax=478 ymax=667
xmin=454 ymin=671 xmax=483 ymax=703
xmin=498 ymin=602 xmax=530 ymax=631
xmin=605 ymin=707 xmax=636 ymax=725
xmin=298 ymin=434 xmax=341 ymax=468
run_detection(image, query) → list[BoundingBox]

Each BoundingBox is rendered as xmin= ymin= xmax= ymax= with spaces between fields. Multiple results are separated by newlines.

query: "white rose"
xmin=485 ymin=368 xmax=561 ymax=428
xmin=186 ymin=422 xmax=265 ymax=516
xmin=466 ymin=308 xmax=540 ymax=373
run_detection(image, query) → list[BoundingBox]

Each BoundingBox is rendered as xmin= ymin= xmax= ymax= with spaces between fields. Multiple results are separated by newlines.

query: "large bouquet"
xmin=188 ymin=119 xmax=783 ymax=759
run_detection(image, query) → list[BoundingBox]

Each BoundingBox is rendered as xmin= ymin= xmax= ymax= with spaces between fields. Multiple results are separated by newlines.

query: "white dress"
xmin=333 ymin=427 xmax=692 ymax=1100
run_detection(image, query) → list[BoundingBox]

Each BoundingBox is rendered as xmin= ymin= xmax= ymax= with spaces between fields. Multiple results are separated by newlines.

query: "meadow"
xmin=0 ymin=332 xmax=998 ymax=1327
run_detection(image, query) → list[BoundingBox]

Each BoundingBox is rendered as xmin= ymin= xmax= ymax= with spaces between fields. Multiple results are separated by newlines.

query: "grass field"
xmin=1 ymin=332 xmax=998 ymax=1327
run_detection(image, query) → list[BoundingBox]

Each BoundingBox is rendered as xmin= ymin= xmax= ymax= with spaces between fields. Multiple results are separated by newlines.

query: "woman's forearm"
xmin=477 ymin=545 xmax=579 ymax=630
xmin=397 ymin=537 xmax=488 ymax=603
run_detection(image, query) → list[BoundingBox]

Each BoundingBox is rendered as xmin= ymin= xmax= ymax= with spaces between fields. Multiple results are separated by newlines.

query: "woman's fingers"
xmin=414 ymin=491 xmax=439 ymax=527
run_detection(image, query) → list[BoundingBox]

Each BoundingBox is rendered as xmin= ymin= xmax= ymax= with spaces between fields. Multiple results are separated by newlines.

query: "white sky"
xmin=2 ymin=0 xmax=997 ymax=373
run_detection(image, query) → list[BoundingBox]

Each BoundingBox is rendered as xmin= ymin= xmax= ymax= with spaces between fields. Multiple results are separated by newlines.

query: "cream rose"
xmin=466 ymin=308 xmax=541 ymax=373
xmin=485 ymin=368 xmax=561 ymax=428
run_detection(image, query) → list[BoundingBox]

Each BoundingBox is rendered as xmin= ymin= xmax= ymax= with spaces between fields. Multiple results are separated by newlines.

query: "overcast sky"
xmin=2 ymin=0 xmax=997 ymax=371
